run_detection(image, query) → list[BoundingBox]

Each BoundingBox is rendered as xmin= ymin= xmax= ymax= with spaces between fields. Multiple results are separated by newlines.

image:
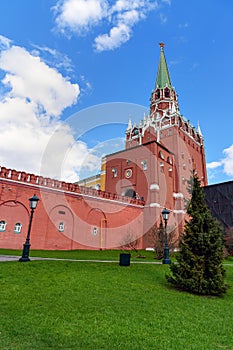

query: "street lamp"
xmin=162 ymin=208 xmax=171 ymax=264
xmin=19 ymin=194 xmax=39 ymax=262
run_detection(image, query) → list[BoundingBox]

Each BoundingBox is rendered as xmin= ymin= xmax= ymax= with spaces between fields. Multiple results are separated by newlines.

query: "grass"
xmin=0 ymin=248 xmax=156 ymax=261
xmin=0 ymin=255 xmax=233 ymax=349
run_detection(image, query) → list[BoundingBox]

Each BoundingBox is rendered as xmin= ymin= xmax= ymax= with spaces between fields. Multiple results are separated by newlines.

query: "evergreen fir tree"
xmin=167 ymin=173 xmax=229 ymax=296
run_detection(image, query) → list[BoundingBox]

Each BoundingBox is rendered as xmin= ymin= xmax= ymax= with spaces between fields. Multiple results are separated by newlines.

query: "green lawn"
xmin=0 ymin=248 xmax=156 ymax=261
xmin=0 ymin=257 xmax=233 ymax=350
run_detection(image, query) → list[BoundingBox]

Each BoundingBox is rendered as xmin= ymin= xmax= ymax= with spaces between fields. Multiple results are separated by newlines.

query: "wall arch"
xmin=44 ymin=204 xmax=75 ymax=250
xmin=0 ymin=200 xmax=29 ymax=249
xmin=87 ymin=208 xmax=107 ymax=249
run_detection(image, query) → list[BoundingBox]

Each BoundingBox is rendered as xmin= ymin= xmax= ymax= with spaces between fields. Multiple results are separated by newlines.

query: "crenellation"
xmin=53 ymin=180 xmax=61 ymax=189
xmin=0 ymin=167 xmax=7 ymax=177
xmin=29 ymin=174 xmax=37 ymax=184
xmin=11 ymin=169 xmax=19 ymax=180
xmin=20 ymin=172 xmax=27 ymax=182
xmin=37 ymin=176 xmax=44 ymax=185
xmin=0 ymin=165 xmax=142 ymax=205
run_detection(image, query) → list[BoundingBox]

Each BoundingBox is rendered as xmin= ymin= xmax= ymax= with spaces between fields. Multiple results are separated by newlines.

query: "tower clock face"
xmin=125 ymin=168 xmax=132 ymax=178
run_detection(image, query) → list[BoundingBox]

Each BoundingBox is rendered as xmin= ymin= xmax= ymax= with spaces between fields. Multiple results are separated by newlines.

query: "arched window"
xmin=159 ymin=150 xmax=165 ymax=159
xmin=0 ymin=220 xmax=6 ymax=232
xmin=167 ymin=156 xmax=173 ymax=165
xmin=132 ymin=128 xmax=139 ymax=136
xmin=58 ymin=222 xmax=64 ymax=232
xmin=141 ymin=160 xmax=147 ymax=170
xmin=122 ymin=188 xmax=137 ymax=199
xmin=164 ymin=89 xmax=170 ymax=98
xmin=14 ymin=223 xmax=22 ymax=234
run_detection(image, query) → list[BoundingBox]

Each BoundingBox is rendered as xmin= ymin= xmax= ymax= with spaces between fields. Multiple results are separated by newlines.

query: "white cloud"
xmin=207 ymin=161 xmax=222 ymax=170
xmin=0 ymin=35 xmax=12 ymax=49
xmin=61 ymin=141 xmax=101 ymax=182
xmin=41 ymin=126 xmax=100 ymax=182
xmin=76 ymin=137 xmax=125 ymax=180
xmin=0 ymin=37 xmax=99 ymax=181
xmin=53 ymin=0 xmax=167 ymax=51
xmin=0 ymin=45 xmax=79 ymax=117
xmin=54 ymin=0 xmax=108 ymax=34
xmin=207 ymin=144 xmax=233 ymax=181
xmin=222 ymin=145 xmax=233 ymax=176
xmin=31 ymin=44 xmax=74 ymax=73
xmin=117 ymin=9 xmax=142 ymax=26
xmin=110 ymin=0 xmax=156 ymax=14
xmin=94 ymin=23 xmax=131 ymax=52
xmin=94 ymin=1 xmax=158 ymax=51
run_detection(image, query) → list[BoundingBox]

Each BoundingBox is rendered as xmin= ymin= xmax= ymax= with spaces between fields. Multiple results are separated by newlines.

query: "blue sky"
xmin=0 ymin=0 xmax=233 ymax=184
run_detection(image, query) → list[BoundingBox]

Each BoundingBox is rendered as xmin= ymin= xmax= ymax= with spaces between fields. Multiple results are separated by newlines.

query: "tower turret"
xmin=125 ymin=43 xmax=207 ymax=186
xmin=150 ymin=43 xmax=179 ymax=118
xmin=155 ymin=42 xmax=172 ymax=89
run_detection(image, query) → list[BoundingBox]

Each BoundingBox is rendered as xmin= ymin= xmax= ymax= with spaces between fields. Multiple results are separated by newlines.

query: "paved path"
xmin=1 ymin=255 xmax=233 ymax=265
xmin=0 ymin=255 xmax=21 ymax=262
xmin=0 ymin=255 xmax=41 ymax=262
xmin=0 ymin=255 xmax=162 ymax=264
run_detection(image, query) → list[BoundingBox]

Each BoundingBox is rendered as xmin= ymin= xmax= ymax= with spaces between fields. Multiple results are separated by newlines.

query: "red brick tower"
xmin=105 ymin=43 xmax=208 ymax=238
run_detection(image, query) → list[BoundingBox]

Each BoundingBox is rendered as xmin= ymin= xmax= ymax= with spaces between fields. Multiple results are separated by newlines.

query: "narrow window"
xmin=59 ymin=222 xmax=64 ymax=232
xmin=0 ymin=220 xmax=6 ymax=232
xmin=14 ymin=223 xmax=22 ymax=234
xmin=112 ymin=168 xmax=117 ymax=178
xmin=167 ymin=156 xmax=173 ymax=165
xmin=141 ymin=160 xmax=147 ymax=170
xmin=159 ymin=150 xmax=165 ymax=159
xmin=93 ymin=227 xmax=98 ymax=236
xmin=160 ymin=162 xmax=164 ymax=173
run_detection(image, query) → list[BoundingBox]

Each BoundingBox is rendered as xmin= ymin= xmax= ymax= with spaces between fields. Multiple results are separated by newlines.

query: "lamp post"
xmin=19 ymin=194 xmax=39 ymax=262
xmin=162 ymin=208 xmax=171 ymax=264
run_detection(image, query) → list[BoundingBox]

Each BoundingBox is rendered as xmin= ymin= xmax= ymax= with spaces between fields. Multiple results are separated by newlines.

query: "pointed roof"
xmin=155 ymin=43 xmax=172 ymax=89
xmin=197 ymin=122 xmax=203 ymax=137
xmin=127 ymin=116 xmax=132 ymax=130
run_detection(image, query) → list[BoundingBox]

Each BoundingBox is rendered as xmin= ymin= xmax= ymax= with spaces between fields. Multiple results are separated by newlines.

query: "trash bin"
xmin=119 ymin=253 xmax=131 ymax=266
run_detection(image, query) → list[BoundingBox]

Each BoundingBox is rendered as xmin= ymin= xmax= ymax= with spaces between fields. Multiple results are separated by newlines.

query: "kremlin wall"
xmin=0 ymin=44 xmax=210 ymax=251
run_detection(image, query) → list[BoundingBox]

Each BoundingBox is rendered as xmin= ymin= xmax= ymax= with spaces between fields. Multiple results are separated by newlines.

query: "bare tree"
xmin=148 ymin=220 xmax=178 ymax=259
xmin=120 ymin=232 xmax=144 ymax=258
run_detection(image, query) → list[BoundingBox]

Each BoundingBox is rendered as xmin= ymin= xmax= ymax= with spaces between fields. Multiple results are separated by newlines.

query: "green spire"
xmin=155 ymin=43 xmax=172 ymax=89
